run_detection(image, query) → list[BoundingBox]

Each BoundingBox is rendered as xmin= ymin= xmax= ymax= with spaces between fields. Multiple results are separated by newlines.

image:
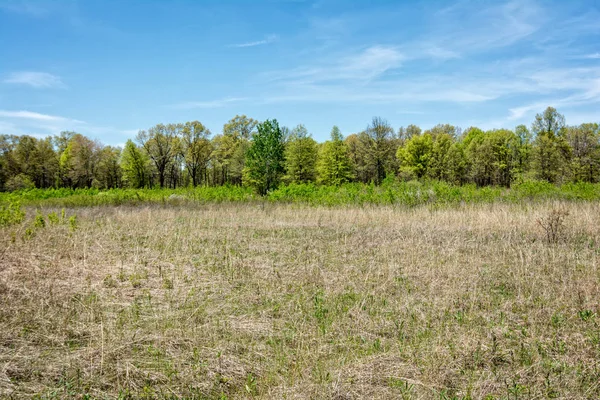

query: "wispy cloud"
xmin=508 ymin=79 xmax=600 ymax=121
xmin=263 ymin=45 xmax=404 ymax=85
xmin=0 ymin=110 xmax=138 ymax=142
xmin=170 ymin=97 xmax=247 ymax=109
xmin=583 ymin=53 xmax=600 ymax=59
xmin=4 ymin=71 xmax=64 ymax=88
xmin=0 ymin=110 xmax=81 ymax=123
xmin=230 ymin=34 xmax=278 ymax=48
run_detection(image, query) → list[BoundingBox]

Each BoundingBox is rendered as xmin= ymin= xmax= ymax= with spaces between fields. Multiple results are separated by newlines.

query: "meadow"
xmin=1 ymin=185 xmax=600 ymax=399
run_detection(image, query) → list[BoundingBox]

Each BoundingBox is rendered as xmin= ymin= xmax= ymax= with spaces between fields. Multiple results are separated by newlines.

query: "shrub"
xmin=5 ymin=174 xmax=35 ymax=191
xmin=0 ymin=200 xmax=26 ymax=227
xmin=537 ymin=207 xmax=570 ymax=244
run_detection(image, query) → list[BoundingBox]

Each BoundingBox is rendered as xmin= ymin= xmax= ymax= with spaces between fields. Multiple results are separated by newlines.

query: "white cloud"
xmin=0 ymin=110 xmax=82 ymax=123
xmin=4 ymin=71 xmax=64 ymax=88
xmin=263 ymin=45 xmax=403 ymax=85
xmin=230 ymin=34 xmax=278 ymax=48
xmin=584 ymin=53 xmax=600 ymax=59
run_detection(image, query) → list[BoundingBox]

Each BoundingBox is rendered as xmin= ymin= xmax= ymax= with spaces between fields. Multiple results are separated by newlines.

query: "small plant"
xmin=578 ymin=309 xmax=595 ymax=321
xmin=69 ymin=215 xmax=78 ymax=232
xmin=537 ymin=207 xmax=569 ymax=244
xmin=47 ymin=211 xmax=60 ymax=225
xmin=23 ymin=227 xmax=34 ymax=240
xmin=34 ymin=211 xmax=46 ymax=228
xmin=389 ymin=378 xmax=415 ymax=399
xmin=244 ymin=373 xmax=258 ymax=396
xmin=0 ymin=200 xmax=25 ymax=227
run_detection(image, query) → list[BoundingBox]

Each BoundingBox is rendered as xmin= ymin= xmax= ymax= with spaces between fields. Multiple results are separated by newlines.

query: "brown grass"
xmin=1 ymin=202 xmax=599 ymax=399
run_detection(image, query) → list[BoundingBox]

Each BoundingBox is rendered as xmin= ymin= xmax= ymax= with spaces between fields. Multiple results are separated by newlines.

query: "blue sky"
xmin=1 ymin=0 xmax=599 ymax=145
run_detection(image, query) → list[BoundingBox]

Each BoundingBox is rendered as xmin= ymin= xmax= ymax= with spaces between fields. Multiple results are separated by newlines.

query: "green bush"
xmin=1 ymin=180 xmax=599 ymax=208
xmin=0 ymin=200 xmax=25 ymax=227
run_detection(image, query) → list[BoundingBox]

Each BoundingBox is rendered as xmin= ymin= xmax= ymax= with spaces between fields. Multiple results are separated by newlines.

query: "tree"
xmin=361 ymin=117 xmax=396 ymax=184
xmin=211 ymin=133 xmax=238 ymax=185
xmin=59 ymin=134 xmax=101 ymax=188
xmin=223 ymin=115 xmax=258 ymax=140
xmin=514 ymin=124 xmax=532 ymax=175
xmin=243 ymin=119 xmax=285 ymax=195
xmin=427 ymin=133 xmax=454 ymax=181
xmin=96 ymin=146 xmax=122 ymax=189
xmin=444 ymin=143 xmax=468 ymax=185
xmin=136 ymin=124 xmax=181 ymax=188
xmin=210 ymin=117 xmax=256 ymax=185
xmin=565 ymin=123 xmax=600 ymax=182
xmin=0 ymin=135 xmax=19 ymax=190
xmin=53 ymin=131 xmax=76 ymax=154
xmin=317 ymin=126 xmax=354 ymax=185
xmin=121 ymin=140 xmax=151 ymax=188
xmin=397 ymin=133 xmax=433 ymax=179
xmin=181 ymin=121 xmax=212 ymax=186
xmin=532 ymin=107 xmax=565 ymax=139
xmin=284 ymin=125 xmax=318 ymax=183
xmin=466 ymin=129 xmax=519 ymax=186
xmin=425 ymin=124 xmax=457 ymax=140
xmin=397 ymin=124 xmax=422 ymax=142
xmin=530 ymin=107 xmax=570 ymax=183
xmin=345 ymin=133 xmax=369 ymax=183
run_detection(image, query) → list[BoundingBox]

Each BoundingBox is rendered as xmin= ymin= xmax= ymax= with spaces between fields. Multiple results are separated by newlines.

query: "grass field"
xmin=1 ymin=201 xmax=600 ymax=399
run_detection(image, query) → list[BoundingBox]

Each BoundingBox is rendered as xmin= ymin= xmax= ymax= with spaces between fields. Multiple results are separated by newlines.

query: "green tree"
xmin=345 ymin=133 xmax=368 ymax=183
xmin=223 ymin=115 xmax=258 ymax=140
xmin=243 ymin=119 xmax=285 ymax=195
xmin=136 ymin=124 xmax=181 ymax=188
xmin=565 ymin=123 xmax=600 ymax=182
xmin=59 ymin=134 xmax=100 ymax=188
xmin=425 ymin=124 xmax=457 ymax=140
xmin=96 ymin=146 xmax=122 ymax=189
xmin=181 ymin=121 xmax=212 ymax=186
xmin=120 ymin=139 xmax=151 ymax=188
xmin=532 ymin=106 xmax=565 ymax=139
xmin=284 ymin=124 xmax=318 ymax=183
xmin=397 ymin=133 xmax=433 ymax=179
xmin=444 ymin=143 xmax=468 ymax=185
xmin=398 ymin=124 xmax=422 ymax=142
xmin=466 ymin=129 xmax=519 ymax=186
xmin=530 ymin=107 xmax=570 ymax=183
xmin=317 ymin=126 xmax=354 ymax=185
xmin=514 ymin=124 xmax=532 ymax=176
xmin=427 ymin=133 xmax=455 ymax=181
xmin=211 ymin=133 xmax=237 ymax=185
xmin=361 ymin=117 xmax=396 ymax=184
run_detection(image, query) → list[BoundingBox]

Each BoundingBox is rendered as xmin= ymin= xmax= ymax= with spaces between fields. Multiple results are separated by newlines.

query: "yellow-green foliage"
xmin=0 ymin=200 xmax=25 ymax=227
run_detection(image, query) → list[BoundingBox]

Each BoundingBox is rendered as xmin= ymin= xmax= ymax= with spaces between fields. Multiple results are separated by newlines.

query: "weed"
xmin=537 ymin=207 xmax=569 ymax=244
xmin=47 ymin=211 xmax=60 ymax=225
xmin=69 ymin=215 xmax=78 ymax=232
xmin=578 ymin=309 xmax=595 ymax=321
xmin=0 ymin=200 xmax=25 ymax=226
xmin=34 ymin=211 xmax=46 ymax=228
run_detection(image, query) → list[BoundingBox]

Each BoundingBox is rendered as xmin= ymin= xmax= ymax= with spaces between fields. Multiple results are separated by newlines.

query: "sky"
xmin=0 ymin=0 xmax=599 ymax=146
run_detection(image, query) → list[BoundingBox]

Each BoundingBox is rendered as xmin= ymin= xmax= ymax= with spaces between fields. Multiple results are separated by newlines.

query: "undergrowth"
xmin=0 ymin=180 xmax=599 ymax=208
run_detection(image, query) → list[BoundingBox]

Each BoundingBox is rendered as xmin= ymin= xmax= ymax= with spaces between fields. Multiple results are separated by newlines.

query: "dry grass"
xmin=1 ymin=202 xmax=599 ymax=399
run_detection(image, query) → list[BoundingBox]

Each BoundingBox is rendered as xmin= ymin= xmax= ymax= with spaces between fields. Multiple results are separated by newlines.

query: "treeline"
xmin=1 ymin=107 xmax=599 ymax=194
